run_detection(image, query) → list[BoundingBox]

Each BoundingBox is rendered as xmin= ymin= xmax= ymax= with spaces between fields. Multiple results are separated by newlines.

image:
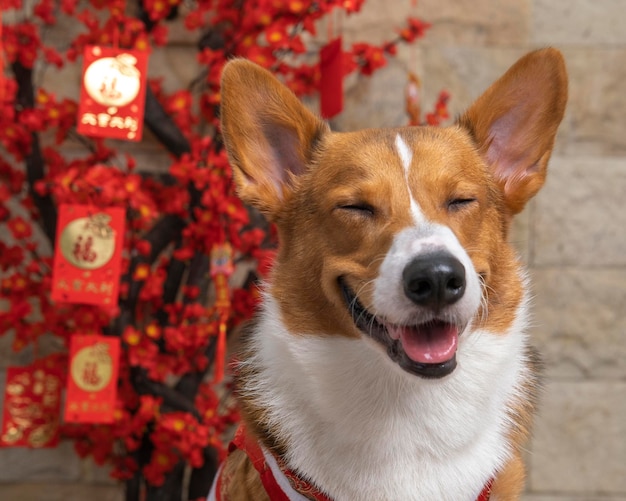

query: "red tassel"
xmin=213 ymin=320 xmax=227 ymax=383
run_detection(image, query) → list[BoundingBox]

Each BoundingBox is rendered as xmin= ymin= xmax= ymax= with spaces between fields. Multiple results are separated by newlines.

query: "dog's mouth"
xmin=339 ymin=277 xmax=459 ymax=379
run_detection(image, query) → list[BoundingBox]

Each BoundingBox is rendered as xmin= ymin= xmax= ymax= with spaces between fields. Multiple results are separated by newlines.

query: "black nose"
xmin=402 ymin=252 xmax=466 ymax=311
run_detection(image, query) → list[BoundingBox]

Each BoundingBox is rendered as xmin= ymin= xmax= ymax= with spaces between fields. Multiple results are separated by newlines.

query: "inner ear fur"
xmin=220 ymin=59 xmax=329 ymax=217
xmin=458 ymin=48 xmax=568 ymax=215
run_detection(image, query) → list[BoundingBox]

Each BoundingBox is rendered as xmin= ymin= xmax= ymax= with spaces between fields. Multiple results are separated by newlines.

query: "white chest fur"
xmin=240 ymin=296 xmax=531 ymax=501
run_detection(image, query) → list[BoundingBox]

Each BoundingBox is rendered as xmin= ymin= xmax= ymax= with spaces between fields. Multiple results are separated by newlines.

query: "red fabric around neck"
xmin=221 ymin=425 xmax=493 ymax=501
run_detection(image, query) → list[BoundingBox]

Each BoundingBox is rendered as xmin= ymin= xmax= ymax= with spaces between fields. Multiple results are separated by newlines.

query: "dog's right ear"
xmin=220 ymin=59 xmax=329 ymax=217
xmin=458 ymin=48 xmax=567 ymax=216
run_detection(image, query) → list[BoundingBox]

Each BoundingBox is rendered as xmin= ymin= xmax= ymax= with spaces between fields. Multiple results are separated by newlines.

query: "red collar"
xmin=215 ymin=425 xmax=492 ymax=501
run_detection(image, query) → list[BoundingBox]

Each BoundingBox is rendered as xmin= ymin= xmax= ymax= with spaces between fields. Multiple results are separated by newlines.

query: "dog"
xmin=211 ymin=48 xmax=567 ymax=501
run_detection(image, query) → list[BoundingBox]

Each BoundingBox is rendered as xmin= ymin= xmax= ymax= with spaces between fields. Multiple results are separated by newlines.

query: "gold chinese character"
xmin=81 ymin=361 xmax=101 ymax=388
xmin=97 ymin=113 xmax=112 ymax=127
xmin=81 ymin=113 xmax=97 ymax=126
xmin=57 ymin=279 xmax=70 ymax=290
xmin=109 ymin=116 xmax=125 ymax=129
xmin=124 ymin=116 xmax=138 ymax=132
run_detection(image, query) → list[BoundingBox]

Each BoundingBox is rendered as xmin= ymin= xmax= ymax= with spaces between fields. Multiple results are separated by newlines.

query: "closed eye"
xmin=337 ymin=203 xmax=376 ymax=217
xmin=447 ymin=198 xmax=477 ymax=211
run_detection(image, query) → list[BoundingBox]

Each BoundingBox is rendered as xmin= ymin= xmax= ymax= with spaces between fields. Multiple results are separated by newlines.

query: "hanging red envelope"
xmin=320 ymin=37 xmax=344 ymax=119
xmin=77 ymin=45 xmax=149 ymax=141
xmin=1 ymin=365 xmax=62 ymax=448
xmin=64 ymin=335 xmax=120 ymax=424
xmin=51 ymin=204 xmax=125 ymax=306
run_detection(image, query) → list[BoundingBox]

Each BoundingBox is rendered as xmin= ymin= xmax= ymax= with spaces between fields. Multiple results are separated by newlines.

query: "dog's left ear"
xmin=459 ymin=48 xmax=568 ymax=215
xmin=220 ymin=59 xmax=329 ymax=218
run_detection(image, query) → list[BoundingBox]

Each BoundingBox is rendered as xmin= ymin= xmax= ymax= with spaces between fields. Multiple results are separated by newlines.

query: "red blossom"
xmin=351 ymin=43 xmax=387 ymax=75
xmin=7 ymin=216 xmax=33 ymax=239
xmin=135 ymin=240 xmax=152 ymax=257
xmin=425 ymin=90 xmax=451 ymax=126
xmin=398 ymin=17 xmax=431 ymax=42
xmin=60 ymin=0 xmax=79 ymax=14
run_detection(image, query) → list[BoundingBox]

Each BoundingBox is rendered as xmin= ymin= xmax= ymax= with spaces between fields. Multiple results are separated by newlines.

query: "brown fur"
xmin=217 ymin=48 xmax=567 ymax=500
xmin=219 ymin=449 xmax=269 ymax=501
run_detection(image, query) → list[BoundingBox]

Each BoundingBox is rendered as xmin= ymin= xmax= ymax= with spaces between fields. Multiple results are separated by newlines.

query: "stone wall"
xmin=1 ymin=1 xmax=624 ymax=499
xmin=342 ymin=2 xmax=626 ymax=499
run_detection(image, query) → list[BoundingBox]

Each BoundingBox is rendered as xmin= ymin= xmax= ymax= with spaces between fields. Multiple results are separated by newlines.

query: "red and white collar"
xmin=209 ymin=426 xmax=493 ymax=501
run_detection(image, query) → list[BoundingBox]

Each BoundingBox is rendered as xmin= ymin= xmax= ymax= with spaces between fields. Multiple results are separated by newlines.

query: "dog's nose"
xmin=402 ymin=252 xmax=466 ymax=310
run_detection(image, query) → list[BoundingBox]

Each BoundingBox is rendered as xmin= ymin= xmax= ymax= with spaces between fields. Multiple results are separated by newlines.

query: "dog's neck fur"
xmin=237 ymin=284 xmax=534 ymax=501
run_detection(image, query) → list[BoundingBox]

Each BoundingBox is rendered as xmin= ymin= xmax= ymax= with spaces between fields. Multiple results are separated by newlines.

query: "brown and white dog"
xmin=212 ymin=49 xmax=567 ymax=501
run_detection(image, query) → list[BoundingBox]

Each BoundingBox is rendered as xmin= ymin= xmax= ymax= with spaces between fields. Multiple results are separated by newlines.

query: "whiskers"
xmin=350 ymin=278 xmax=381 ymax=337
xmin=477 ymin=273 xmax=494 ymax=326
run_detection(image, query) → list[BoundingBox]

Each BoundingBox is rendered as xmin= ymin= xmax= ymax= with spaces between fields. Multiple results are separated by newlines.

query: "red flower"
xmin=7 ymin=216 xmax=33 ymax=240
xmin=135 ymin=240 xmax=152 ymax=257
xmin=351 ymin=43 xmax=387 ymax=76
xmin=133 ymin=263 xmax=151 ymax=281
xmin=143 ymin=448 xmax=178 ymax=486
xmin=425 ymin=90 xmax=451 ymax=126
xmin=398 ymin=17 xmax=431 ymax=42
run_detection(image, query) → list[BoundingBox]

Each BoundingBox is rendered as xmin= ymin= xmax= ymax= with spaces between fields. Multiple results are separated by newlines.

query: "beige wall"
xmin=338 ymin=1 xmax=626 ymax=500
xmin=1 ymin=1 xmax=625 ymax=499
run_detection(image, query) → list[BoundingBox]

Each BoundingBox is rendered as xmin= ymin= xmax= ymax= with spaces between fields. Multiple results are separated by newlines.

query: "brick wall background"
xmin=1 ymin=1 xmax=625 ymax=499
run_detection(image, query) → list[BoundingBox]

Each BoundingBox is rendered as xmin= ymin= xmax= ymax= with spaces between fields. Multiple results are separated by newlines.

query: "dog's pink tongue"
xmin=392 ymin=322 xmax=458 ymax=364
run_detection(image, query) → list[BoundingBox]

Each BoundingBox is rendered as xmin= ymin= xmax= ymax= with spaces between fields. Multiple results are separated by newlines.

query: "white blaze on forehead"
xmin=395 ymin=133 xmax=425 ymax=225
xmin=395 ymin=133 xmax=413 ymax=174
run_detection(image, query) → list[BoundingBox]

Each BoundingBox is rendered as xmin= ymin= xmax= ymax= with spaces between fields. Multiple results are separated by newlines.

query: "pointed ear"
xmin=458 ymin=48 xmax=568 ymax=215
xmin=220 ymin=59 xmax=329 ymax=217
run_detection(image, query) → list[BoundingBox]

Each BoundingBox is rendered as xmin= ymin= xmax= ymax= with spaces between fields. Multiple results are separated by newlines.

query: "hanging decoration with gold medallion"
xmin=51 ymin=204 xmax=125 ymax=306
xmin=64 ymin=335 xmax=120 ymax=424
xmin=77 ymin=45 xmax=149 ymax=141
xmin=0 ymin=359 xmax=63 ymax=448
xmin=210 ymin=243 xmax=233 ymax=383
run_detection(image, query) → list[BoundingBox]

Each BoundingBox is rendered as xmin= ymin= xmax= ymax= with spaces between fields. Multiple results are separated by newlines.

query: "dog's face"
xmin=273 ymin=127 xmax=497 ymax=379
xmin=221 ymin=50 xmax=567 ymax=379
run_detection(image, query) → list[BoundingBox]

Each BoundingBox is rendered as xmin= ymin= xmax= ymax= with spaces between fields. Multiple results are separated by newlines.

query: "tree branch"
xmin=144 ymin=86 xmax=191 ymax=158
xmin=188 ymin=447 xmax=220 ymax=500
xmin=12 ymin=61 xmax=58 ymax=244
xmin=113 ymin=214 xmax=184 ymax=336
xmin=131 ymin=367 xmax=201 ymax=420
xmin=146 ymin=461 xmax=185 ymax=501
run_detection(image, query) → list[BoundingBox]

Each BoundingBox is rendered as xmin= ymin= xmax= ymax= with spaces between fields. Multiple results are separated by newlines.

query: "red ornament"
xmin=64 ymin=335 xmax=120 ymax=424
xmin=405 ymin=72 xmax=422 ymax=126
xmin=1 ymin=364 xmax=62 ymax=448
xmin=210 ymin=243 xmax=233 ymax=383
xmin=77 ymin=45 xmax=149 ymax=141
xmin=319 ymin=37 xmax=344 ymax=119
xmin=51 ymin=204 xmax=125 ymax=306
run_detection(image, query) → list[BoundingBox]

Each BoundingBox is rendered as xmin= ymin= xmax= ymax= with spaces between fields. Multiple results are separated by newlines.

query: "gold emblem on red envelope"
xmin=83 ymin=52 xmax=142 ymax=108
xmin=77 ymin=46 xmax=148 ymax=141
xmin=64 ymin=335 xmax=120 ymax=424
xmin=51 ymin=205 xmax=125 ymax=305
xmin=71 ymin=343 xmax=114 ymax=392
xmin=1 ymin=365 xmax=62 ymax=448
xmin=59 ymin=212 xmax=117 ymax=270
